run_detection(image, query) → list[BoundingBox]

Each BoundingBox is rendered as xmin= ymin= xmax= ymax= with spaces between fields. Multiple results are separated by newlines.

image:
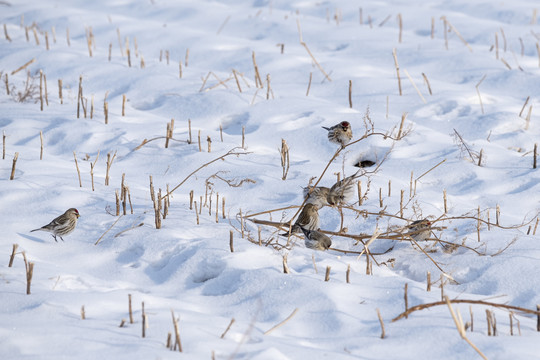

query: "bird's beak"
xmin=76 ymin=214 xmax=81 ymax=218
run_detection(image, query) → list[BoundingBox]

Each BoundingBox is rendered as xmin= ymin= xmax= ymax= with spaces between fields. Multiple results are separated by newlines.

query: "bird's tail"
xmin=321 ymin=126 xmax=330 ymax=130
xmin=30 ymin=228 xmax=41 ymax=232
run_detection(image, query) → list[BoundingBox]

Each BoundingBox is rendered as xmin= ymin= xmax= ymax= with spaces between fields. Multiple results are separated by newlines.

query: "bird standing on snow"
xmin=301 ymin=227 xmax=332 ymax=250
xmin=280 ymin=203 xmax=320 ymax=236
xmin=406 ymin=219 xmax=432 ymax=241
xmin=30 ymin=208 xmax=80 ymax=242
xmin=322 ymin=121 xmax=353 ymax=147
xmin=304 ymin=170 xmax=362 ymax=208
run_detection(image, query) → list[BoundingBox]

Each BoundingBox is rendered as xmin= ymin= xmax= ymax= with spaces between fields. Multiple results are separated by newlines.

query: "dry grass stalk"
xmin=207 ymin=136 xmax=212 ymax=152
xmin=440 ymin=273 xmax=445 ymax=300
xmin=105 ymin=151 xmax=117 ymax=186
xmin=4 ymin=73 xmax=9 ymax=95
xmin=58 ymin=79 xmax=63 ymax=104
xmin=266 ymin=74 xmax=274 ymax=99
xmin=32 ymin=27 xmax=39 ymax=45
xmin=283 ymin=253 xmax=290 ymax=274
xmin=475 ymin=74 xmax=487 ymax=114
xmin=108 ymin=43 xmax=112 ymax=62
xmin=165 ymin=119 xmax=175 ymax=148
xmin=194 ymin=201 xmax=199 ymax=224
xmin=166 ymin=50 xmax=170 ymax=65
xmin=228 ymin=230 xmax=234 ymax=252
xmin=525 ymin=105 xmax=533 ymax=130
xmin=222 ymin=196 xmax=226 ymax=219
xmin=76 ymin=75 xmax=83 ymax=118
xmin=440 ymin=16 xmax=473 ymax=52
xmin=142 ymin=302 xmax=146 ymax=338
xmin=280 ymin=139 xmax=290 ymax=180
xmin=537 ymin=43 xmax=540 ymax=67
xmin=495 ymin=33 xmax=499 ymax=59
xmin=127 ymin=49 xmax=131 ymax=67
xmin=119 ymin=319 xmax=126 ymax=328
xmin=9 ymin=152 xmax=18 ymax=180
xmin=66 ymin=27 xmax=70 ymax=46
xmin=2 ymin=130 xmax=5 ymax=159
xmin=73 ymin=151 xmax=82 ymax=187
xmin=199 ymin=196 xmax=202 ymax=214
xmin=469 ymin=306 xmax=474 ymax=332
xmin=537 ymin=305 xmax=540 ymax=331
xmin=189 ymin=190 xmax=194 ymax=210
xmin=533 ymin=217 xmax=539 ymax=235
xmin=306 ymin=72 xmax=313 ymax=96
xmin=122 ymin=94 xmax=126 ymax=116
xmin=232 ymin=69 xmax=242 ymax=92
xmin=198 ymin=130 xmax=202 ymax=152
xmin=128 ymin=294 xmax=134 ymax=323
xmin=390 ymin=49 xmax=403 ymax=98
xmin=445 ymin=297 xmax=487 ymax=359
xmin=24 ymin=26 xmax=29 ymax=42
xmin=404 ymin=69 xmax=426 ymax=103
xmin=221 ymin=318 xmax=235 ymax=339
xmin=94 ymin=215 xmax=123 ymax=245
xmin=215 ymin=193 xmax=219 ymax=223
xmin=43 ymin=73 xmax=48 ymax=106
xmin=427 ymin=271 xmax=431 ymax=291
xmin=115 ymin=190 xmax=120 ymax=215
xmin=3 ymin=23 xmax=11 ymax=42
xmin=252 ymin=51 xmax=263 ymax=88
xmin=301 ymin=42 xmax=332 ymax=81
xmin=379 ymin=188 xmax=383 ymax=208
xmin=348 ymin=80 xmax=353 ymax=108
xmin=264 ymin=308 xmax=299 ymax=335
xmin=400 ymin=189 xmax=404 ymax=217
xmin=375 ymin=308 xmax=386 ymax=339
xmin=477 ymin=206 xmax=481 ymax=242
xmin=242 ymin=126 xmax=246 ymax=149
xmin=39 ymin=70 xmax=44 ymax=111
xmin=404 ymin=283 xmax=409 ymax=317
xmin=90 ymin=94 xmax=94 ymax=119
xmin=187 ymin=119 xmax=192 ymax=144
xmin=39 ymin=130 xmax=44 ymax=160
xmin=170 ymin=310 xmax=183 ymax=352
xmin=90 ymin=151 xmax=100 ymax=191
xmin=442 ymin=189 xmax=448 ymax=213
xmin=357 ymin=181 xmax=362 ymax=205
xmin=22 ymin=251 xmax=34 ymax=295
xmin=81 ymin=305 xmax=86 ymax=320
xmin=116 ymin=28 xmax=123 ymax=56
xmin=422 ymin=72 xmax=433 ymax=95
xmin=8 ymin=243 xmax=18 ymax=267
xmin=11 ymin=58 xmax=36 ymax=77
xmin=520 ymin=96 xmax=530 ymax=117
xmin=324 ymin=266 xmax=331 ymax=281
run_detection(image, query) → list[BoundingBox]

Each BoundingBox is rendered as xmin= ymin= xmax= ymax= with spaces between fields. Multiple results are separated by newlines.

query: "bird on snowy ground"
xmin=30 ymin=208 xmax=80 ymax=242
xmin=406 ymin=219 xmax=432 ymax=241
xmin=322 ymin=121 xmax=353 ymax=147
xmin=304 ymin=170 xmax=362 ymax=208
xmin=280 ymin=203 xmax=320 ymax=236
xmin=301 ymin=227 xmax=332 ymax=250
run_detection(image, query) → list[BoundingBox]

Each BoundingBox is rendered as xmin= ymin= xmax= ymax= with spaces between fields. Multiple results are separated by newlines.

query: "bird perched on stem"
xmin=322 ymin=121 xmax=353 ymax=147
xmin=280 ymin=203 xmax=320 ymax=236
xmin=304 ymin=170 xmax=362 ymax=208
xmin=301 ymin=227 xmax=332 ymax=250
xmin=31 ymin=208 xmax=80 ymax=242
xmin=406 ymin=219 xmax=431 ymax=241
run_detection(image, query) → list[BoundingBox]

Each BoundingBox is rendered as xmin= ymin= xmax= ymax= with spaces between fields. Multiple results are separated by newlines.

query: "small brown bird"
xmin=280 ymin=203 xmax=320 ymax=236
xmin=322 ymin=121 xmax=353 ymax=147
xmin=407 ymin=219 xmax=432 ymax=241
xmin=301 ymin=227 xmax=332 ymax=250
xmin=304 ymin=170 xmax=361 ymax=208
xmin=31 ymin=208 xmax=80 ymax=242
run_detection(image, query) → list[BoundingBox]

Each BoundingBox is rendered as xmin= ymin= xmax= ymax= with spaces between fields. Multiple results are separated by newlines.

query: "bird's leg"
xmin=59 ymin=236 xmax=64 ymax=242
xmin=52 ymin=234 xmax=58 ymax=242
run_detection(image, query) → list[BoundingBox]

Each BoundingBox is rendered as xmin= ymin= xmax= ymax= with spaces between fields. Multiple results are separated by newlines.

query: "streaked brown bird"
xmin=304 ymin=170 xmax=362 ymax=208
xmin=322 ymin=121 xmax=353 ymax=147
xmin=280 ymin=203 xmax=320 ymax=236
xmin=407 ymin=219 xmax=432 ymax=241
xmin=31 ymin=208 xmax=80 ymax=242
xmin=301 ymin=227 xmax=332 ymax=250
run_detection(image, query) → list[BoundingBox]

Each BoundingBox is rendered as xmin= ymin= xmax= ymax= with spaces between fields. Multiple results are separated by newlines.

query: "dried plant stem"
xmin=4 ymin=73 xmax=9 ymax=95
xmin=122 ymin=94 xmax=126 ymax=116
xmin=8 ymin=244 xmax=18 ymax=267
xmin=220 ymin=318 xmax=235 ymax=339
xmin=306 ymin=72 xmax=313 ymax=96
xmin=80 ymin=305 xmax=85 ymax=320
xmin=77 ymin=75 xmax=82 ymax=118
xmin=392 ymin=48 xmax=402 ymax=95
xmin=171 ymin=310 xmax=183 ymax=352
xmin=440 ymin=16 xmax=473 ymax=52
xmin=94 ymin=215 xmax=123 ymax=245
xmin=443 ymin=189 xmax=448 ymax=213
xmin=422 ymin=73 xmax=433 ymax=95
xmin=242 ymin=126 xmax=245 ymax=149
xmin=22 ymin=252 xmax=34 ymax=295
xmin=520 ymin=96 xmax=530 ymax=117
xmin=475 ymin=75 xmax=486 ymax=114
xmin=39 ymin=131 xmax=44 ymax=160
xmin=377 ymin=308 xmax=386 ymax=338
xmin=427 ymin=271 xmax=431 ymax=291
xmin=403 ymin=69 xmax=426 ymax=103
xmin=280 ymin=139 xmax=290 ymax=180
xmin=264 ymin=308 xmax=299 ymax=335
xmin=324 ymin=266 xmax=331 ymax=281
xmin=445 ymin=297 xmax=487 ymax=360
xmin=348 ymin=80 xmax=353 ymax=108
xmin=404 ymin=283 xmax=409 ymax=317
xmin=128 ymin=294 xmax=134 ymax=324
xmin=10 ymin=152 xmax=18 ymax=180
xmin=282 ymin=253 xmax=290 ymax=274
xmin=11 ymin=58 xmax=35 ymax=76
xmin=300 ymin=42 xmax=331 ymax=81
xmin=58 ymin=79 xmax=63 ymax=104
xmin=252 ymin=51 xmax=263 ymax=88
xmin=229 ymin=230 xmax=234 ymax=252
xmin=141 ymin=302 xmax=146 ymax=338
xmin=194 ymin=201 xmax=199 ymax=225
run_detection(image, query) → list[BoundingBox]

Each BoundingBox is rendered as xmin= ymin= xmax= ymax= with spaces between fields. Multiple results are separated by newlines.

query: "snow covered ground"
xmin=1 ymin=0 xmax=540 ymax=359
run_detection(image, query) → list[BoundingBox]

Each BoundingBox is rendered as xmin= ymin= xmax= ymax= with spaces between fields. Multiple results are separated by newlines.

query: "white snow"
xmin=1 ymin=0 xmax=540 ymax=359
